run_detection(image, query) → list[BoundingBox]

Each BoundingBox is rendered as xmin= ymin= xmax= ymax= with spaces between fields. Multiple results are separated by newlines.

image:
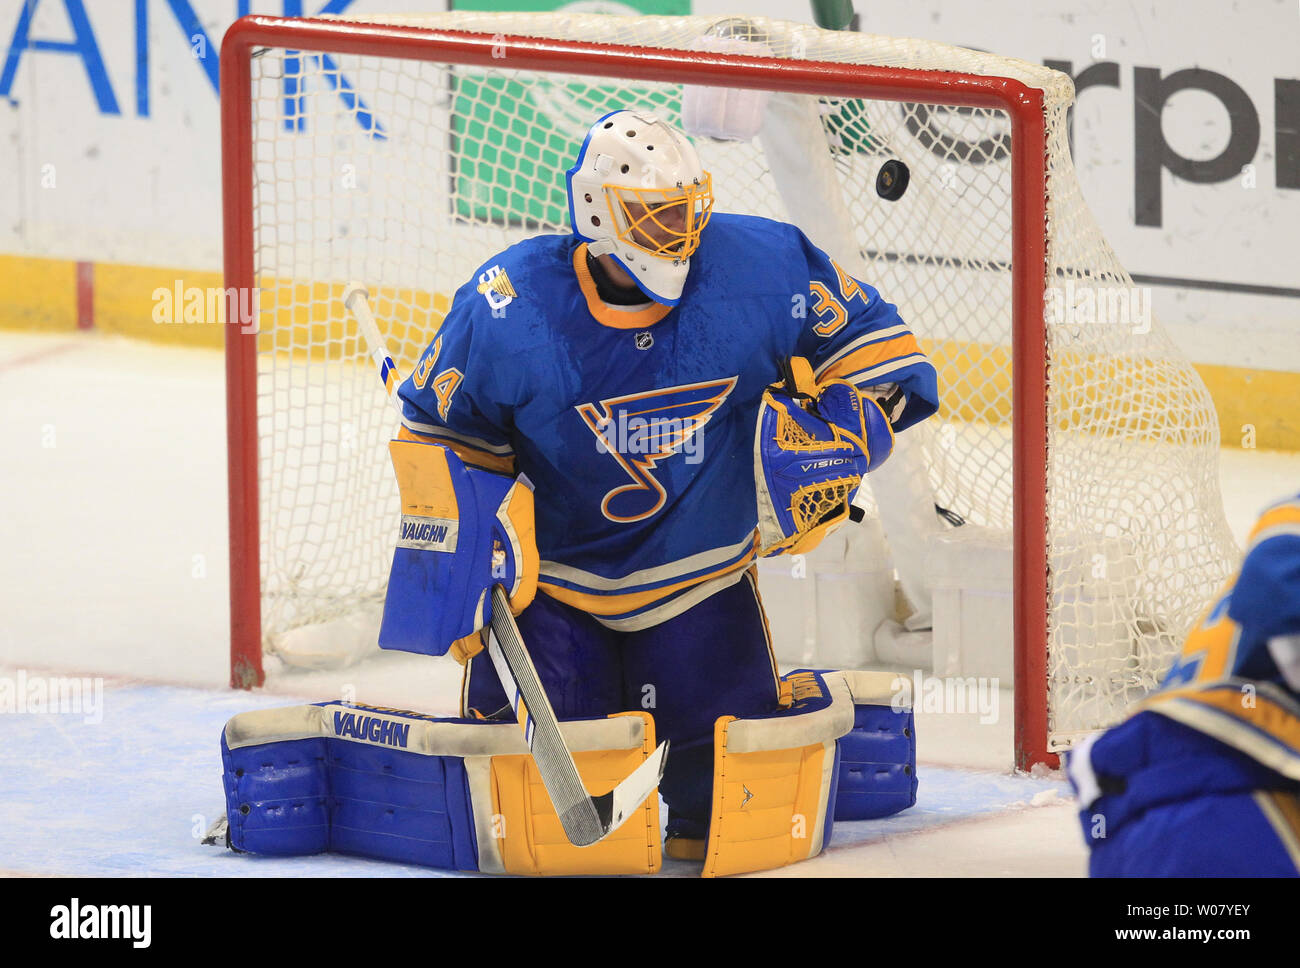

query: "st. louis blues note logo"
xmin=576 ymin=377 xmax=737 ymax=523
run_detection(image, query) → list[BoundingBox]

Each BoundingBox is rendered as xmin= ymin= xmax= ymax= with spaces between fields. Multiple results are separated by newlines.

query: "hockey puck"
xmin=876 ymin=159 xmax=910 ymax=200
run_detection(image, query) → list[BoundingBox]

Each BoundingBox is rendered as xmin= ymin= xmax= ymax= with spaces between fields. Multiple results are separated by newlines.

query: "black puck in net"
xmin=876 ymin=159 xmax=910 ymax=200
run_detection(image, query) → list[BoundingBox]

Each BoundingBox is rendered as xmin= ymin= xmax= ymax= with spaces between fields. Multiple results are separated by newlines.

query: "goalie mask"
xmin=567 ymin=110 xmax=714 ymax=305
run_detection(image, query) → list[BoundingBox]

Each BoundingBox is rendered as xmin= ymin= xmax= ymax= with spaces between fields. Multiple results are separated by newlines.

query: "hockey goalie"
xmin=214 ymin=109 xmax=937 ymax=876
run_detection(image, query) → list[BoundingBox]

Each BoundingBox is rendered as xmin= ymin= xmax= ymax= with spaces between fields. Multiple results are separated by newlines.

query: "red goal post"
xmin=221 ymin=13 xmax=1174 ymax=771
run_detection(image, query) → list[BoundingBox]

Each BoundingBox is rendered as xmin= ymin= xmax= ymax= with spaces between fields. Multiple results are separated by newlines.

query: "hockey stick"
xmin=342 ymin=283 xmax=668 ymax=847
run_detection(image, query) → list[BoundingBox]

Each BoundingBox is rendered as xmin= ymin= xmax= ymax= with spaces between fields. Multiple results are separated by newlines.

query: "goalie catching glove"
xmin=755 ymin=357 xmax=894 ymax=557
xmin=379 ymin=439 xmax=538 ymax=663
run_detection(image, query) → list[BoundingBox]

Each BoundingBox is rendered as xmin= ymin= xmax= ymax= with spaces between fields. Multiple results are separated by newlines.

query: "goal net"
xmin=222 ymin=12 xmax=1238 ymax=767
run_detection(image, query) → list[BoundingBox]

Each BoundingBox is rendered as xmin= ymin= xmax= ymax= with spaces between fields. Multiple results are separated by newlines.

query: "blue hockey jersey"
xmin=397 ymin=213 xmax=939 ymax=631
xmin=1067 ymin=493 xmax=1300 ymax=875
xmin=1161 ymin=492 xmax=1300 ymax=692
xmin=1129 ymin=491 xmax=1300 ymax=770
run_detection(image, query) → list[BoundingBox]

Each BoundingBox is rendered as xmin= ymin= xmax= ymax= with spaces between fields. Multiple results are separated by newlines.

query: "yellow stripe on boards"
xmin=255 ymin=278 xmax=450 ymax=369
xmin=922 ymin=336 xmax=1300 ymax=451
xmin=0 ymin=255 xmax=77 ymax=330
xmin=99 ymin=265 xmax=226 ymax=347
xmin=1200 ymin=362 xmax=1300 ymax=453
xmin=2 ymin=252 xmax=1298 ymax=451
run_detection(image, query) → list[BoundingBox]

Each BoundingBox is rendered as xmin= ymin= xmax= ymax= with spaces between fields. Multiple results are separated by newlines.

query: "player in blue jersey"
xmin=397 ymin=110 xmax=939 ymax=857
xmin=1068 ymin=492 xmax=1300 ymax=875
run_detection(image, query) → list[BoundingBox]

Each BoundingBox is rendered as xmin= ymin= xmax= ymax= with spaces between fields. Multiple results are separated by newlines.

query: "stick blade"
xmin=200 ymin=815 xmax=229 ymax=847
xmin=608 ymin=739 xmax=669 ymax=833
xmin=557 ymin=798 xmax=610 ymax=849
xmin=557 ymin=740 xmax=668 ymax=848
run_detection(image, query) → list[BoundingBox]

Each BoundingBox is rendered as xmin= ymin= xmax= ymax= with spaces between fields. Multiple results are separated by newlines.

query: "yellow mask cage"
xmin=606 ymin=173 xmax=714 ymax=260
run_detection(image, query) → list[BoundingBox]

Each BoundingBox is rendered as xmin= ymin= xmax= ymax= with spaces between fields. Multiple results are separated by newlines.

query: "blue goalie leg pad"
xmin=218 ymin=702 xmax=661 ymax=874
xmin=221 ymin=727 xmax=480 ymax=871
xmin=221 ymin=737 xmax=331 ymax=856
xmin=786 ymin=669 xmax=917 ymax=821
xmin=833 ymin=700 xmax=917 ymax=821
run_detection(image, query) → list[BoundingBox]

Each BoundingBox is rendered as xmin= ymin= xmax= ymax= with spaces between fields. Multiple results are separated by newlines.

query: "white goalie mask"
xmin=566 ymin=110 xmax=714 ymax=305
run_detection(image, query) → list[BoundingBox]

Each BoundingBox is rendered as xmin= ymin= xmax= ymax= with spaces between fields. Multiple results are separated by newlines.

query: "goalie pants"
xmin=462 ymin=569 xmax=782 ymax=827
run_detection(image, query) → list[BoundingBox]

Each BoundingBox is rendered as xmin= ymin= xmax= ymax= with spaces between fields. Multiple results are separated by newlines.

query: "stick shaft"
xmin=342 ymin=282 xmax=643 ymax=847
xmin=343 ymin=284 xmax=404 ymax=417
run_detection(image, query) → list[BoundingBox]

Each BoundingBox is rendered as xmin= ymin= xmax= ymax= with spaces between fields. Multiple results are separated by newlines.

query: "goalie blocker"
xmin=212 ymin=670 xmax=915 ymax=876
xmin=380 ymin=438 xmax=537 ymax=661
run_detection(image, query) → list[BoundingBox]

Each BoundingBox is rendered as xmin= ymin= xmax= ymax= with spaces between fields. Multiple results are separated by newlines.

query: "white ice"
xmin=2 ymin=330 xmax=1296 ymax=877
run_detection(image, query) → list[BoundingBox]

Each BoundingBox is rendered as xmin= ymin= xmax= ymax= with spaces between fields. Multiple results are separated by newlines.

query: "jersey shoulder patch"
xmin=458 ymin=234 xmax=578 ymax=317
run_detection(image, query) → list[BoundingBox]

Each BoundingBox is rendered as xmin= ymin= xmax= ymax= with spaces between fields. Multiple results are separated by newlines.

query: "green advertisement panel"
xmin=449 ymin=0 xmax=690 ymax=227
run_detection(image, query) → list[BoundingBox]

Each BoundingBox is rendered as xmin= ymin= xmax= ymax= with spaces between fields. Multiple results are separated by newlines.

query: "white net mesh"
xmin=236 ymin=12 xmax=1237 ymax=752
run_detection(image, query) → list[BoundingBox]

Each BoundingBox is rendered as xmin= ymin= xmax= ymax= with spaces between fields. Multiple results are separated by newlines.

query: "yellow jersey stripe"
xmin=1140 ymin=683 xmax=1300 ymax=779
xmin=539 ymin=547 xmax=756 ymax=619
xmin=1254 ymin=791 xmax=1300 ymax=871
xmin=818 ymin=334 xmax=922 ymax=385
xmin=1248 ymin=504 xmax=1300 ymax=547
